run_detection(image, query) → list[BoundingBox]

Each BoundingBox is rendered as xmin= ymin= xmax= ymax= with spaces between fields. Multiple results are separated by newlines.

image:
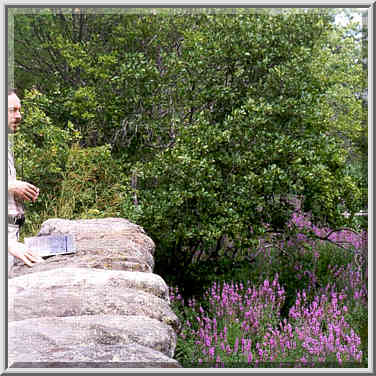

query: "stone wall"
xmin=8 ymin=218 xmax=181 ymax=368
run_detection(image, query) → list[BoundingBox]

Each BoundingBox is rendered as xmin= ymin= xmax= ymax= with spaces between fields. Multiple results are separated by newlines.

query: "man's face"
xmin=8 ymin=93 xmax=22 ymax=134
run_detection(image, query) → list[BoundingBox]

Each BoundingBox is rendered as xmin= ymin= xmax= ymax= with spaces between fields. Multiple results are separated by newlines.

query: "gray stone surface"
xmin=9 ymin=268 xmax=179 ymax=330
xmin=8 ymin=218 xmax=180 ymax=368
xmin=9 ymin=267 xmax=170 ymax=301
xmin=9 ymin=315 xmax=177 ymax=360
xmin=11 ymin=248 xmax=153 ymax=276
xmin=11 ymin=218 xmax=155 ymax=277
xmin=38 ymin=217 xmax=155 ymax=255
xmin=9 ymin=343 xmax=180 ymax=368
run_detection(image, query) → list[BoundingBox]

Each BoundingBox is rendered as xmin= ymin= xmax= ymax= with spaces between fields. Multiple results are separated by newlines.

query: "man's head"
xmin=8 ymin=88 xmax=22 ymax=134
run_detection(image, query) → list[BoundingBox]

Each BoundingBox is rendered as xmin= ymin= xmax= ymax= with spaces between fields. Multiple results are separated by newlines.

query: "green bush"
xmin=59 ymin=143 xmax=125 ymax=219
xmin=121 ymin=11 xmax=364 ymax=292
xmin=15 ymin=89 xmax=136 ymax=236
xmin=14 ymin=89 xmax=81 ymax=237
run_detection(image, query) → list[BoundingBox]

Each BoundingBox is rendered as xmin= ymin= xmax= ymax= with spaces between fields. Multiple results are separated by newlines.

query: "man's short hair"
xmin=8 ymin=88 xmax=17 ymax=96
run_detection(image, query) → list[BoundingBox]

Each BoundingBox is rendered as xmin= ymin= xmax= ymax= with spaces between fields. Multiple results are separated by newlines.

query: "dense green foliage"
xmin=12 ymin=8 xmax=367 ymax=294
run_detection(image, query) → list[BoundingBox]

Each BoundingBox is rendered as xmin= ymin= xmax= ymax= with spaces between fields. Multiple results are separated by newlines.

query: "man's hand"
xmin=8 ymin=241 xmax=45 ymax=267
xmin=8 ymin=180 xmax=39 ymax=202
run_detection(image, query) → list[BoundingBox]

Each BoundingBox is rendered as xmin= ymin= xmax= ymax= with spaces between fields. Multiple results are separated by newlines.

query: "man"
xmin=8 ymin=88 xmax=44 ymax=272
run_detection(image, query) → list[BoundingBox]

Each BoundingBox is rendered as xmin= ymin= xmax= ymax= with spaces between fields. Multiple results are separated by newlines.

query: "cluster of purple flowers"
xmin=171 ymin=277 xmax=363 ymax=367
xmin=170 ymin=213 xmax=367 ymax=368
xmin=290 ymin=211 xmax=367 ymax=251
xmin=170 ymin=277 xmax=284 ymax=366
xmin=289 ymin=211 xmax=368 ymax=316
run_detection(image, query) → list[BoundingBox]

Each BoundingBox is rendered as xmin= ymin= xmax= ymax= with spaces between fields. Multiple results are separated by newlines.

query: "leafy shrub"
xmin=132 ymin=9 xmax=363 ymax=290
xmin=14 ymin=89 xmax=81 ymax=198
xmin=14 ymin=89 xmax=136 ymax=235
xmin=13 ymin=89 xmax=81 ymax=237
xmin=59 ymin=143 xmax=125 ymax=219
